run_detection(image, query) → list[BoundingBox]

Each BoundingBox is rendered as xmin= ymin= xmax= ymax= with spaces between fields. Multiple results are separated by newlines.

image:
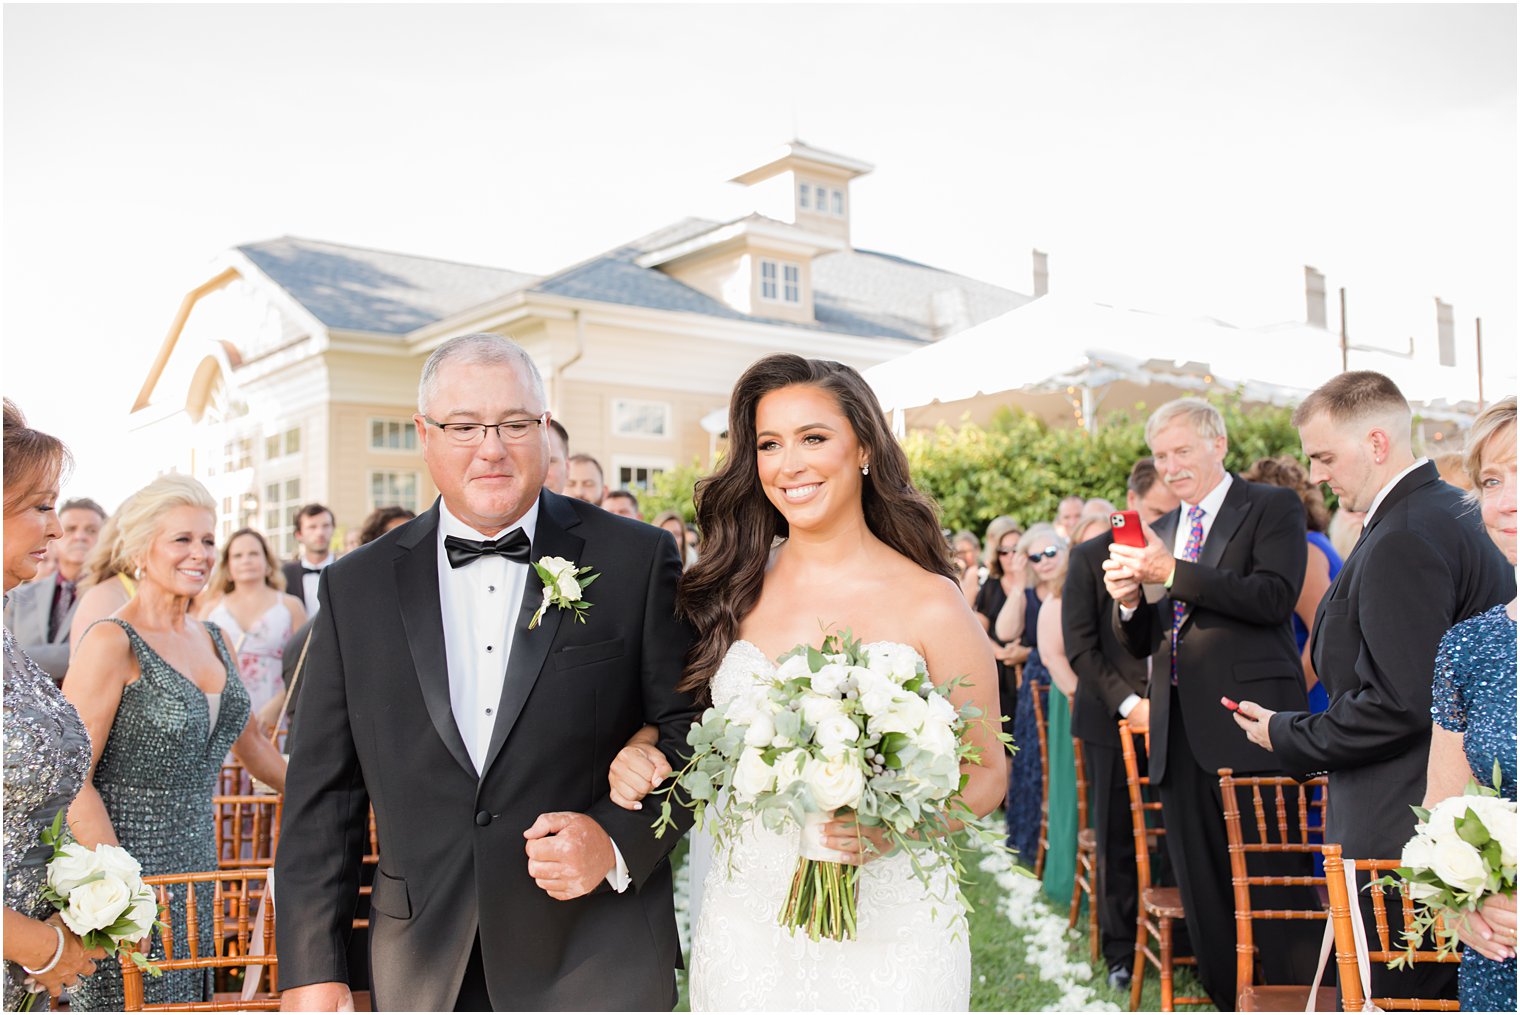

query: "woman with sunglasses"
xmin=996 ymin=522 xmax=1070 ymax=862
xmin=973 ymin=519 xmax=1029 ymax=740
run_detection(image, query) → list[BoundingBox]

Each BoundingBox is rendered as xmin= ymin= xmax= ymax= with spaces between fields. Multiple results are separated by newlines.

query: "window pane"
xmin=265 ymin=509 xmax=280 ymax=531
xmin=799 ymin=182 xmax=809 ymax=209
xmin=817 ymin=185 xmax=828 ymax=208
xmin=285 ymin=478 xmax=300 ymax=500
xmin=761 ymin=261 xmax=776 ymax=280
xmin=832 ymin=190 xmax=843 ymax=215
xmin=266 ymin=436 xmax=280 ymax=460
xmin=286 ymin=429 xmax=300 ymax=455
xmin=265 ymin=483 xmax=279 ymax=502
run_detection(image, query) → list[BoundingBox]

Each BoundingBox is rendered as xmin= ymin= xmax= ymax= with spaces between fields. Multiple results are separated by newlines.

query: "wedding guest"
xmin=952 ymin=529 xmax=983 ymax=606
xmin=1238 ymin=373 xmax=1512 ymax=1005
xmin=545 ymin=419 xmax=570 ymax=495
xmin=1243 ymin=455 xmax=1341 ymax=711
xmin=3 ymin=399 xmax=108 ymax=1008
xmin=357 ymin=506 xmax=416 ymax=546
xmin=981 ymin=515 xmax=1022 ymax=575
xmin=999 ymin=523 xmax=1068 ymax=863
xmin=63 ymin=474 xmax=287 ymax=1011
xmin=1033 ymin=531 xmax=1082 ymax=908
xmin=1423 ymin=396 xmax=1517 ymax=1012
xmin=1055 ymin=495 xmax=1085 ymax=540
xmin=564 ymin=453 xmax=606 ymax=505
xmin=653 ymin=511 xmax=694 ymax=568
xmin=1326 ymin=504 xmax=1364 ymax=561
xmin=602 ymin=489 xmax=642 ymax=520
xmin=4 ymin=496 xmax=105 ymax=683
xmin=68 ymin=504 xmax=138 ymax=656
xmin=196 ymin=528 xmax=307 ymax=728
xmin=974 ymin=520 xmax=1028 ymax=735
xmin=282 ymin=504 xmax=335 ymax=616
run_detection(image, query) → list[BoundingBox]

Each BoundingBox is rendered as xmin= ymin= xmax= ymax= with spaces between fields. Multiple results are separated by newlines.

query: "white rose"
xmin=122 ymin=891 xmax=158 ymax=941
xmin=1463 ymin=796 xmax=1518 ymax=868
xmin=800 ymin=694 xmax=845 ymax=728
xmin=47 ymin=842 xmax=102 ymax=895
xmin=1422 ymin=797 xmax=1465 ymax=842
xmin=803 ymin=756 xmax=865 ymax=811
xmin=775 ymin=653 xmax=813 ymax=683
xmin=869 ymin=691 xmax=930 ymax=736
xmin=856 ymin=670 xmax=899 ymax=716
xmin=911 ymin=716 xmax=959 ymax=758
xmin=724 ymin=688 xmax=763 ymax=726
xmin=1429 ymin=838 xmax=1489 ymax=894
xmin=61 ymin=876 xmax=132 ymax=936
xmin=774 ymin=749 xmax=810 ymax=790
xmin=926 ymin=692 xmax=959 ymax=725
xmin=732 ymin=747 xmax=777 ymax=801
xmin=537 ymin=556 xmax=582 ymax=600
xmin=1401 ymin=834 xmax=1439 ymax=873
xmin=814 ymin=714 xmax=860 ymax=755
xmin=92 ymin=843 xmax=143 ymax=886
xmin=866 ymin=643 xmax=920 ymax=683
xmin=810 ymin=663 xmax=849 ymax=698
xmin=743 ymin=711 xmax=776 ymax=748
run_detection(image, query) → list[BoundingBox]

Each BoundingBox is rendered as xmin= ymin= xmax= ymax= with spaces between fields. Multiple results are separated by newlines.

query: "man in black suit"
xmin=1064 ymin=457 xmax=1177 ymax=990
xmin=1104 ymin=398 xmax=1317 ymax=1009
xmin=1235 ymin=371 xmax=1513 ymax=1002
xmin=275 ymin=334 xmax=696 ymax=1011
xmin=282 ymin=503 xmax=336 ymax=616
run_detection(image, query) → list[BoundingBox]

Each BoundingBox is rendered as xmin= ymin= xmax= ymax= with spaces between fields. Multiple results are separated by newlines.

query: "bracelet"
xmin=22 ymin=923 xmax=65 ymax=976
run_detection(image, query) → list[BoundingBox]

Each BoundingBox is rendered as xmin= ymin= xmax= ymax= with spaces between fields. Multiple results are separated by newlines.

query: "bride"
xmin=609 ymin=354 xmax=1006 ymax=1011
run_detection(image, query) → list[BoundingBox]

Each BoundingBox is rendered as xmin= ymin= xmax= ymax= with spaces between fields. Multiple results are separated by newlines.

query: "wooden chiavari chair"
xmin=1323 ymin=854 xmax=1462 ymax=1012
xmin=214 ymin=794 xmax=282 ymax=869
xmin=1119 ymin=718 xmax=1207 ymax=1012
xmin=1217 ymin=768 xmax=1335 ymax=1011
xmin=120 ymin=868 xmax=278 ymax=1011
xmin=1070 ymin=733 xmax=1101 ymax=962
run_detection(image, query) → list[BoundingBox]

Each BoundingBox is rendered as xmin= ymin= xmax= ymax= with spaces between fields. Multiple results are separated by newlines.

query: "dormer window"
xmin=797 ymin=179 xmax=846 ymax=219
xmin=759 ymin=258 xmax=802 ymax=305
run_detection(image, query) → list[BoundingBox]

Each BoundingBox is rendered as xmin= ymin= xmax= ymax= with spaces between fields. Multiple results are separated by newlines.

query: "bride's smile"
xmin=754 ymin=384 xmax=868 ymax=531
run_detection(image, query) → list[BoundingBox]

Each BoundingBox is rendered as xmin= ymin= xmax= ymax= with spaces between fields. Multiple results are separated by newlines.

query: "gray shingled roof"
xmin=237 ymin=223 xmax=1028 ymax=343
xmin=237 ymin=237 xmax=538 ymax=335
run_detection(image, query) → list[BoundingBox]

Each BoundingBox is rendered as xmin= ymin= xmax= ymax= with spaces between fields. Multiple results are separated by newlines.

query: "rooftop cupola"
xmin=729 ymin=140 xmax=873 ymax=247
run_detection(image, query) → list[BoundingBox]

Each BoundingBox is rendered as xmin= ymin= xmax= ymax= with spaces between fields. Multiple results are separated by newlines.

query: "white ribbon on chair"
xmin=242 ymin=868 xmax=275 ymax=1002
xmin=1307 ymin=858 xmax=1383 ymax=1013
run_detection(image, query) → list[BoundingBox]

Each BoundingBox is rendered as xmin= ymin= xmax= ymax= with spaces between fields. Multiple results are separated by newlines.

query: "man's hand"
xmin=280 ymin=982 xmax=355 ymax=1012
xmin=1124 ymin=698 xmax=1151 ymax=730
xmin=1102 ymin=556 xmax=1143 ymax=610
xmin=1232 ymin=699 xmax=1276 ymax=751
xmin=1455 ymin=894 xmax=1518 ymax=962
xmin=523 ymin=812 xmax=615 ymax=901
xmin=1107 ymin=519 xmax=1176 ymax=586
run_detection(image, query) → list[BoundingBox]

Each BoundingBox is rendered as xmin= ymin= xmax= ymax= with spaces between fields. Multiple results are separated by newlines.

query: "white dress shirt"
xmin=1363 ymin=458 xmax=1430 ymax=529
xmin=434 ymin=499 xmax=629 ymax=891
xmin=300 ymin=553 xmax=335 ymax=616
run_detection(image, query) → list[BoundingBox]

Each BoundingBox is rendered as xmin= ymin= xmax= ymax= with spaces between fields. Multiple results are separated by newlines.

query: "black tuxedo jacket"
xmin=1269 ymin=462 xmax=1514 ymax=859
xmin=280 ymin=560 xmax=310 ymax=602
xmin=1114 ymin=476 xmax=1309 ymax=783
xmin=275 ymin=491 xmax=697 ymax=1010
xmin=1064 ymin=532 xmax=1151 ymax=747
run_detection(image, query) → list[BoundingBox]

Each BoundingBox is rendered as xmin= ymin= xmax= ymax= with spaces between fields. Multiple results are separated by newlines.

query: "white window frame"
xmin=368 ymin=416 xmax=419 ymax=453
xmin=758 ymin=258 xmax=803 ymax=306
xmin=368 ymin=469 xmax=421 ymax=514
xmin=610 ymin=455 xmax=673 ymax=494
xmin=611 ymin=398 xmax=672 ymax=440
xmin=262 ymin=475 xmax=303 ymax=558
xmin=265 ymin=425 xmax=301 ymax=463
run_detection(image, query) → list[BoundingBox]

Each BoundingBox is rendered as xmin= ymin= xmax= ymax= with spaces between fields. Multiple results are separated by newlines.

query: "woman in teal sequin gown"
xmin=1423 ymin=396 xmax=1517 ymax=1013
xmin=60 ymin=476 xmax=288 ymax=1011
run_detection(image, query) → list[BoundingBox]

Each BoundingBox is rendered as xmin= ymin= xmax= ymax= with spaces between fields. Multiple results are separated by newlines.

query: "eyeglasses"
xmin=1027 ymin=546 xmax=1061 ymax=563
xmin=424 ymin=414 xmax=547 ymax=445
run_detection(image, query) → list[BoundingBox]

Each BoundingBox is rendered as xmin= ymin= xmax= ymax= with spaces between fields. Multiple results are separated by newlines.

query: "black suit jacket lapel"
xmin=479 ymin=491 xmax=586 ymax=780
xmin=393 ymin=502 xmax=477 ymax=780
xmin=1196 ymin=475 xmax=1248 ymax=572
xmin=1359 ymin=461 xmax=1441 ymax=544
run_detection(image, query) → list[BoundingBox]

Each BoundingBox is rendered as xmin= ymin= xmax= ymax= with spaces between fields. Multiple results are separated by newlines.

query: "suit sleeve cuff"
xmin=605 ymin=840 xmax=631 ymax=893
xmin=1117 ymin=694 xmax=1141 ymax=719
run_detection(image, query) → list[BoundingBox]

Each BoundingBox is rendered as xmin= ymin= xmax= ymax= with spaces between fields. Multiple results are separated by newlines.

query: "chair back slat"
xmin=1117 ymin=718 xmax=1165 ymax=893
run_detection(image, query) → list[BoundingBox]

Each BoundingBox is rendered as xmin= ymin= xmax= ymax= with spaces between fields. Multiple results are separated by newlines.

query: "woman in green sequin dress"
xmin=61 ymin=475 xmax=287 ymax=1011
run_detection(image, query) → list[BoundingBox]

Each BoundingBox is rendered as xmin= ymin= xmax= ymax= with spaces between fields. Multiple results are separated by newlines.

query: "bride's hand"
xmin=821 ymin=813 xmax=894 ymax=866
xmin=609 ymin=727 xmax=671 ymax=810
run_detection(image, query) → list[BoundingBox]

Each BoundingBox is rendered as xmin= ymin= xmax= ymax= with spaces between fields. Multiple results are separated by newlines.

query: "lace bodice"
xmin=689 ymin=639 xmax=970 ymax=1012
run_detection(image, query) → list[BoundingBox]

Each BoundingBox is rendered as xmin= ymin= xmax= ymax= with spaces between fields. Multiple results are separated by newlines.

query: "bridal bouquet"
xmin=1382 ymin=762 xmax=1517 ymax=967
xmin=20 ymin=812 xmax=161 ymax=1008
xmin=652 ymin=630 xmax=1013 ymax=941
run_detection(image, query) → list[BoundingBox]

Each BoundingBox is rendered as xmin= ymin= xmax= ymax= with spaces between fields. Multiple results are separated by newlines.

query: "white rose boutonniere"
xmin=529 ymin=555 xmax=600 ymax=629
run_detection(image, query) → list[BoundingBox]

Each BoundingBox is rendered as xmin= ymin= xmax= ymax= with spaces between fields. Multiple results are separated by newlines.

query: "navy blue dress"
xmin=1006 ymin=589 xmax=1045 ymax=859
xmin=1431 ymin=604 xmax=1517 ymax=1013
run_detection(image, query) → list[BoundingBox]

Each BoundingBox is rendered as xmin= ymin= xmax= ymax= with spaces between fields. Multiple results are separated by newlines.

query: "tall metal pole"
xmin=1339 ymin=286 xmax=1349 ymax=373
xmin=1475 ymin=318 xmax=1485 ymax=408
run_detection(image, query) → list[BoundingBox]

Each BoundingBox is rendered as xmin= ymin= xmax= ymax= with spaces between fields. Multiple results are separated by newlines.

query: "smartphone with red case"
xmin=1221 ymin=697 xmax=1241 ymax=713
xmin=1110 ymin=510 xmax=1145 ymax=548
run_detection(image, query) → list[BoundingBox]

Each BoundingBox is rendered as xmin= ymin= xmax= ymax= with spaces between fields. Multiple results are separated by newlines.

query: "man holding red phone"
xmin=1103 ymin=397 xmax=1316 ymax=1009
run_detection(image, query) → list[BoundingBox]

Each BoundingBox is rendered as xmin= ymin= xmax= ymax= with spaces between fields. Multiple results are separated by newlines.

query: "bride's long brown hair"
xmin=676 ymin=355 xmax=953 ymax=698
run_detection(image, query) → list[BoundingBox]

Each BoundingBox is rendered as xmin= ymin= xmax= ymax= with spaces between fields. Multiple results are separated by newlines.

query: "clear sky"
xmin=3 ymin=3 xmax=1515 ymax=508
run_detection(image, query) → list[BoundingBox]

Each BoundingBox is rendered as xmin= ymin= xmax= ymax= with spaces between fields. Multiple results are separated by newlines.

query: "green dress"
xmin=69 ymin=619 xmax=249 ymax=1012
xmin=1041 ymin=690 xmax=1079 ymax=907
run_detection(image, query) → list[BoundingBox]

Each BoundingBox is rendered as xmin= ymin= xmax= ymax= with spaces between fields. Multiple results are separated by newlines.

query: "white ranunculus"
xmin=1429 ymin=837 xmax=1489 ymax=894
xmin=61 ymin=876 xmax=132 ymax=936
xmin=926 ymin=691 xmax=958 ymax=725
xmin=803 ymin=756 xmax=865 ymax=811
xmin=810 ymin=663 xmax=850 ymax=698
xmin=92 ymin=843 xmax=143 ymax=886
xmin=743 ymin=711 xmax=776 ymax=748
xmin=773 ymin=749 xmax=810 ymax=790
xmin=856 ymin=669 xmax=900 ymax=715
xmin=1401 ymin=834 xmax=1439 ymax=873
xmin=47 ymin=842 xmax=102 ymax=895
xmin=866 ymin=643 xmax=922 ymax=683
xmin=801 ymin=694 xmax=845 ymax=728
xmin=732 ymin=747 xmax=777 ymax=801
xmin=815 ymin=714 xmax=860 ymax=755
xmin=869 ymin=691 xmax=930 ymax=736
xmin=725 ymin=687 xmax=765 ymax=726
xmin=775 ymin=653 xmax=814 ymax=683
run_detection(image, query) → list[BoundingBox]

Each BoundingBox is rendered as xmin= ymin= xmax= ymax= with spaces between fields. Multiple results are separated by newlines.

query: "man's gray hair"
xmin=1145 ymin=397 xmax=1228 ymax=446
xmin=418 ymin=333 xmax=547 ymax=414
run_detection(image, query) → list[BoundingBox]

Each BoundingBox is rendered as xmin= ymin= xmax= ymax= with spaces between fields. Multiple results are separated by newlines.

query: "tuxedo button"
xmin=475 ymin=811 xmax=492 ymax=827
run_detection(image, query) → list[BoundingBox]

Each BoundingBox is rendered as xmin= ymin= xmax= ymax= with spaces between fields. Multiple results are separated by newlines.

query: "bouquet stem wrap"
xmin=783 ymin=812 xmax=860 ymax=941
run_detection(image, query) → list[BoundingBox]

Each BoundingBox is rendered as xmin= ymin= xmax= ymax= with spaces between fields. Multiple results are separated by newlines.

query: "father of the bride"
xmin=276 ymin=334 xmax=696 ymax=1011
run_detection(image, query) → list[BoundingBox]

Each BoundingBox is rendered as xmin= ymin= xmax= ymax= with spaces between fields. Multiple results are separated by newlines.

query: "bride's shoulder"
xmin=873 ymin=548 xmax=967 ymax=612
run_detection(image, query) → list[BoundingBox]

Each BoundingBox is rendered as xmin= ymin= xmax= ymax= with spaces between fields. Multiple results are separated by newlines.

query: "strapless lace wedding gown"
xmin=688 ymin=640 xmax=971 ymax=1011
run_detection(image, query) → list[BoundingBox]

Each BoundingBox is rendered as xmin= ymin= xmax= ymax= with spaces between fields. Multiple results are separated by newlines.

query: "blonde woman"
xmin=63 ymin=475 xmax=286 ymax=1011
xmin=196 ymin=528 xmax=306 ymax=724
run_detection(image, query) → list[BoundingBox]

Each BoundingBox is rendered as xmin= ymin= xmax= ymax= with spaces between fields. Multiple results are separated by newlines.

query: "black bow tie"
xmin=445 ymin=530 xmax=531 ymax=569
xmin=301 ymin=565 xmax=323 ymax=575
